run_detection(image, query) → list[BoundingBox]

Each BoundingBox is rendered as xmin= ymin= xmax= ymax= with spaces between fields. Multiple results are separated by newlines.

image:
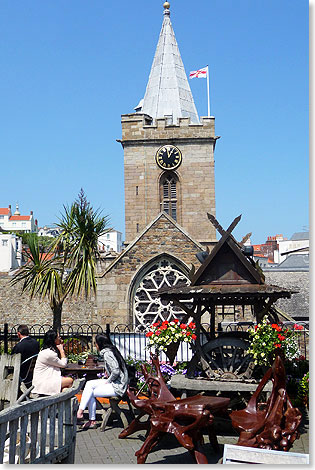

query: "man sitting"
xmin=11 ymin=324 xmax=40 ymax=385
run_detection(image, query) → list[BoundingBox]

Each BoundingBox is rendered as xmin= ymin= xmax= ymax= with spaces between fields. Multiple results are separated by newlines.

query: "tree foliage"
xmin=11 ymin=190 xmax=110 ymax=329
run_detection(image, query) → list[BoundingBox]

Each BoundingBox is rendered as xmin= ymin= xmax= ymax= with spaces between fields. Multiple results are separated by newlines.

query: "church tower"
xmin=120 ymin=1 xmax=218 ymax=247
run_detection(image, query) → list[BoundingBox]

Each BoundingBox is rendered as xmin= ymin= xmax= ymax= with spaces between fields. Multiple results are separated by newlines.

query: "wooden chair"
xmin=118 ymin=354 xmax=176 ymax=439
xmin=230 ymin=355 xmax=302 ymax=451
xmin=120 ymin=354 xmax=230 ymax=464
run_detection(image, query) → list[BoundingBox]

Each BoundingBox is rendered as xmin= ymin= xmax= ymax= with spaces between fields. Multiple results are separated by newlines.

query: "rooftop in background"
xmin=290 ymin=232 xmax=309 ymax=241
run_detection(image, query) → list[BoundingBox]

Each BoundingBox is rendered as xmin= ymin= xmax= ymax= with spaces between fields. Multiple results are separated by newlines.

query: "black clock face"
xmin=155 ymin=145 xmax=182 ymax=170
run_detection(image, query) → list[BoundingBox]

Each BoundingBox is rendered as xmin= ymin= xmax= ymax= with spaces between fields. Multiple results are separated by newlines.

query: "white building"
xmin=38 ymin=226 xmax=60 ymax=237
xmin=98 ymin=230 xmax=123 ymax=253
xmin=0 ymin=204 xmax=38 ymax=233
xmin=0 ymin=233 xmax=22 ymax=272
xmin=275 ymin=232 xmax=309 ymax=264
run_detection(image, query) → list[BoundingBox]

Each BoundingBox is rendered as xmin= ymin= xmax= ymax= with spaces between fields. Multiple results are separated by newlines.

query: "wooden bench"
xmin=0 ymin=378 xmax=85 ymax=464
xmin=222 ymin=444 xmax=309 ymax=464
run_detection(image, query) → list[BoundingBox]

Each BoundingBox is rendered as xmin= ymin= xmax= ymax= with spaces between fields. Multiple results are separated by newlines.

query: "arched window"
xmin=160 ymin=173 xmax=178 ymax=221
xmin=131 ymin=256 xmax=191 ymax=329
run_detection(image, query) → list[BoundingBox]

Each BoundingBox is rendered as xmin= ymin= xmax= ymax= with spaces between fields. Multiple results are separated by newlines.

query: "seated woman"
xmin=32 ymin=330 xmax=73 ymax=395
xmin=77 ymin=334 xmax=128 ymax=429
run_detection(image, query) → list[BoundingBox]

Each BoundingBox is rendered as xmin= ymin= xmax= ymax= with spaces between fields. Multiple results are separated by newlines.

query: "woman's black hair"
xmin=42 ymin=329 xmax=60 ymax=357
xmin=95 ymin=334 xmax=126 ymax=371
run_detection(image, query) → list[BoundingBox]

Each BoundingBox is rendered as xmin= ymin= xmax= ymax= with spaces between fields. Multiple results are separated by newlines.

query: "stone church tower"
xmin=96 ymin=1 xmax=218 ymax=328
xmin=120 ymin=1 xmax=217 ymax=247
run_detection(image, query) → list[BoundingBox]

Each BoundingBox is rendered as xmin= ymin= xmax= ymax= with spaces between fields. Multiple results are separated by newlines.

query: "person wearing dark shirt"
xmin=11 ymin=324 xmax=40 ymax=385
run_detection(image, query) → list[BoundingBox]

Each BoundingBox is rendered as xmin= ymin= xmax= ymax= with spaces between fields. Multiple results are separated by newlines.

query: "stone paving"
xmin=74 ymin=410 xmax=309 ymax=465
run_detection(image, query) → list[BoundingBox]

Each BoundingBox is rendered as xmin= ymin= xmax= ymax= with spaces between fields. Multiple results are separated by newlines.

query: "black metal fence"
xmin=0 ymin=320 xmax=309 ymax=361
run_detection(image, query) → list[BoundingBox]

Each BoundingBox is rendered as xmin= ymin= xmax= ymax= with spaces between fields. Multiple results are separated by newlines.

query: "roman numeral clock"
xmin=155 ymin=145 xmax=182 ymax=170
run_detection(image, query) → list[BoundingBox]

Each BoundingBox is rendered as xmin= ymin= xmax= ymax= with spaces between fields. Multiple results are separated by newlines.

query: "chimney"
xmin=30 ymin=210 xmax=33 ymax=215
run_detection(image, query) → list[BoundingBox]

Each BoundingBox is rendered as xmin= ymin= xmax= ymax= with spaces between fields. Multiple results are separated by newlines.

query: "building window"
xmin=136 ymin=223 xmax=139 ymax=233
xmin=2 ymin=240 xmax=8 ymax=246
xmin=160 ymin=173 xmax=178 ymax=221
xmin=132 ymin=256 xmax=191 ymax=329
xmin=107 ymin=233 xmax=110 ymax=240
xmin=136 ymin=186 xmax=139 ymax=196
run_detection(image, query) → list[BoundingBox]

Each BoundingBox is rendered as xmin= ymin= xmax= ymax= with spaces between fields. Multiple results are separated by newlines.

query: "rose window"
xmin=133 ymin=258 xmax=191 ymax=329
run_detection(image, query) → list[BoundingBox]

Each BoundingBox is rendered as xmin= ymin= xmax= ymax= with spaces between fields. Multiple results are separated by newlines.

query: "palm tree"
xmin=11 ymin=190 xmax=110 ymax=330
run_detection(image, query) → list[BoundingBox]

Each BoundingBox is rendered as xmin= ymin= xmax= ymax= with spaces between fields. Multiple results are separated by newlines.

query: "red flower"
xmin=191 ymin=334 xmax=197 ymax=340
xmin=155 ymin=331 xmax=161 ymax=336
xmin=275 ymin=343 xmax=281 ymax=348
xmin=186 ymin=332 xmax=191 ymax=337
xmin=277 ymin=334 xmax=285 ymax=341
xmin=152 ymin=322 xmax=160 ymax=328
xmin=254 ymin=325 xmax=258 ymax=330
xmin=180 ymin=324 xmax=187 ymax=329
xmin=162 ymin=320 xmax=169 ymax=326
xmin=174 ymin=319 xmax=179 ymax=323
xmin=294 ymin=324 xmax=303 ymax=330
xmin=146 ymin=332 xmax=153 ymax=337
xmin=160 ymin=325 xmax=167 ymax=330
xmin=188 ymin=322 xmax=196 ymax=329
xmin=271 ymin=324 xmax=278 ymax=329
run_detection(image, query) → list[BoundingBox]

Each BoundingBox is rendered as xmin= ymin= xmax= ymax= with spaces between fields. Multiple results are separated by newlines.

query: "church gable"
xmin=100 ymin=212 xmax=203 ymax=278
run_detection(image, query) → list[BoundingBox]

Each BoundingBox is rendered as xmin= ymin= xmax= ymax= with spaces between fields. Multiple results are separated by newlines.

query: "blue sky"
xmin=0 ymin=0 xmax=308 ymax=244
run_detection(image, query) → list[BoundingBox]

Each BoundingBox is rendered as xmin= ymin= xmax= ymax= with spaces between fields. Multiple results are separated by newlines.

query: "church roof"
xmin=139 ymin=2 xmax=199 ymax=124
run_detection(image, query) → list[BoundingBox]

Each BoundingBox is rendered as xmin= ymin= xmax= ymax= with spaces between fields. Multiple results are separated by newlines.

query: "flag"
xmin=189 ymin=66 xmax=208 ymax=79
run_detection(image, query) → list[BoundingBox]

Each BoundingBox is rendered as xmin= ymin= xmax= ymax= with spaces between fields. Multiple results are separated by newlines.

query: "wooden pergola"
xmin=159 ymin=214 xmax=297 ymax=379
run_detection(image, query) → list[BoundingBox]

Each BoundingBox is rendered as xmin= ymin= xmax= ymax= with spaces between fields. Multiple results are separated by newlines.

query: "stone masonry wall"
xmin=95 ymin=214 xmax=203 ymax=326
xmin=0 ymin=274 xmax=97 ymax=329
xmin=122 ymin=114 xmax=216 ymax=246
xmin=264 ymin=271 xmax=309 ymax=318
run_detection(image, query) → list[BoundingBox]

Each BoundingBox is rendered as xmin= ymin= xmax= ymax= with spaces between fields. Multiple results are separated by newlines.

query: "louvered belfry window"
xmin=161 ymin=173 xmax=177 ymax=221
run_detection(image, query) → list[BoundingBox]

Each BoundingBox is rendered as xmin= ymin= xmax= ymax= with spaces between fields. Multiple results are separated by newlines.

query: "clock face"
xmin=155 ymin=145 xmax=182 ymax=170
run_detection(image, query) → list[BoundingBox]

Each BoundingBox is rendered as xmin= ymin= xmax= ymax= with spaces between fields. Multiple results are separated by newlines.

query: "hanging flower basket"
xmin=165 ymin=342 xmax=180 ymax=366
xmin=146 ymin=319 xmax=197 ymax=364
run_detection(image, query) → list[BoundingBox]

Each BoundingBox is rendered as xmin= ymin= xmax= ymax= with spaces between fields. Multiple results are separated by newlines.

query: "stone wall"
xmin=0 ymin=260 xmax=308 ymax=330
xmin=0 ymin=274 xmax=98 ymax=329
xmin=264 ymin=271 xmax=309 ymax=318
xmin=96 ymin=213 xmax=203 ymax=326
xmin=122 ymin=113 xmax=216 ymax=246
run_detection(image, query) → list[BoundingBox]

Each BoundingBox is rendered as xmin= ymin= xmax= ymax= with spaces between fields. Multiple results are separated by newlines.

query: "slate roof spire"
xmin=139 ymin=1 xmax=199 ymax=124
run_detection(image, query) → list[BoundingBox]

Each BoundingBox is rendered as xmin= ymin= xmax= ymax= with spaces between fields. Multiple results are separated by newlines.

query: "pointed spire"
xmin=140 ymin=1 xmax=199 ymax=124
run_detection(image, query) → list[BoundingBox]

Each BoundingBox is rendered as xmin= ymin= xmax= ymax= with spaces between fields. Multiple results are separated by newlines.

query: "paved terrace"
xmin=75 ymin=407 xmax=309 ymax=465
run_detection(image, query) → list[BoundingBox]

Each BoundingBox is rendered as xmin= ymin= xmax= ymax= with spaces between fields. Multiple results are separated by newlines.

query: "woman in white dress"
xmin=32 ymin=330 xmax=73 ymax=395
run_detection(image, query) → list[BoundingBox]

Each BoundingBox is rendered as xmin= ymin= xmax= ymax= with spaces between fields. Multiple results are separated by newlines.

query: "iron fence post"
xmin=4 ymin=323 xmax=8 ymax=353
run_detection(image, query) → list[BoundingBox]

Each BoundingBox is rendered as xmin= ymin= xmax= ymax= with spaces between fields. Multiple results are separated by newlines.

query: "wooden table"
xmin=63 ymin=363 xmax=104 ymax=381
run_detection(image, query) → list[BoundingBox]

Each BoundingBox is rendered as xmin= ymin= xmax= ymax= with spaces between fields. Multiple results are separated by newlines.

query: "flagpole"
xmin=206 ymin=65 xmax=210 ymax=116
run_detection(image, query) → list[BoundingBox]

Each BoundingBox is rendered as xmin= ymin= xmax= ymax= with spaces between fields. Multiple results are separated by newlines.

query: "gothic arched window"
xmin=132 ymin=256 xmax=191 ymax=329
xmin=160 ymin=173 xmax=178 ymax=221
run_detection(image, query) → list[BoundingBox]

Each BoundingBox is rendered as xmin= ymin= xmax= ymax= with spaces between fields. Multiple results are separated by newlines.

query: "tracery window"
xmin=160 ymin=173 xmax=178 ymax=221
xmin=132 ymin=257 xmax=191 ymax=330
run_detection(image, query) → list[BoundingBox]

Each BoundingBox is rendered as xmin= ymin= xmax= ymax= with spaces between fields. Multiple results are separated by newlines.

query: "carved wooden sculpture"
xmin=118 ymin=354 xmax=175 ymax=439
xmin=230 ymin=355 xmax=302 ymax=451
xmin=119 ymin=354 xmax=230 ymax=464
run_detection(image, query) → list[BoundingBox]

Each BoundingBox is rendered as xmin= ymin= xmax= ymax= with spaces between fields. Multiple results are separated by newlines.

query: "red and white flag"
xmin=189 ymin=66 xmax=208 ymax=79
